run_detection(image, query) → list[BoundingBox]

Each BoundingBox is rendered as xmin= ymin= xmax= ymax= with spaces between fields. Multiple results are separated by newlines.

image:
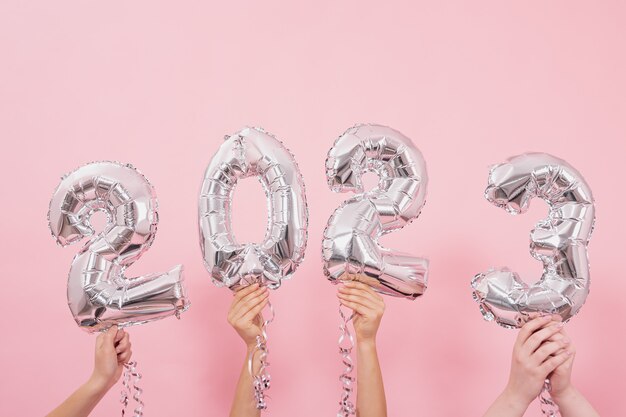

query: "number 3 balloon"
xmin=48 ymin=161 xmax=189 ymax=332
xmin=471 ymin=153 xmax=595 ymax=328
xmin=322 ymin=124 xmax=429 ymax=299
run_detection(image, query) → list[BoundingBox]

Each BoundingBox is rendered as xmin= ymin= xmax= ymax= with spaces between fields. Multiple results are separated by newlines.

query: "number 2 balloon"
xmin=48 ymin=161 xmax=189 ymax=332
xmin=322 ymin=124 xmax=429 ymax=299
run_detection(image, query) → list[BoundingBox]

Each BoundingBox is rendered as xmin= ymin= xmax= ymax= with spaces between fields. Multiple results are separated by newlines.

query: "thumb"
xmin=103 ymin=325 xmax=118 ymax=346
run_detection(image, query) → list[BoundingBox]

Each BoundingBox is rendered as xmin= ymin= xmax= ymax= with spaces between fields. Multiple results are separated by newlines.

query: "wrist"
xmin=551 ymin=384 xmax=578 ymax=405
xmin=86 ymin=373 xmax=112 ymax=396
xmin=245 ymin=337 xmax=259 ymax=351
xmin=501 ymin=385 xmax=533 ymax=413
xmin=356 ymin=338 xmax=377 ymax=350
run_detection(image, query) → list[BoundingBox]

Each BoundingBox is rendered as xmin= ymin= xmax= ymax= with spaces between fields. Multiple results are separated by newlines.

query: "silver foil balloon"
xmin=48 ymin=161 xmax=189 ymax=333
xmin=472 ymin=153 xmax=595 ymax=328
xmin=322 ymin=124 xmax=429 ymax=299
xmin=199 ymin=127 xmax=308 ymax=290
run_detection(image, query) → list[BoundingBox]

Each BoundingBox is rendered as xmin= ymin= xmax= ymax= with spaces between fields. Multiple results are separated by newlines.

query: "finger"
xmin=117 ymin=343 xmax=132 ymax=361
xmin=517 ymin=316 xmax=553 ymax=346
xmin=236 ymin=287 xmax=267 ymax=307
xmin=339 ymin=285 xmax=383 ymax=305
xmin=233 ymin=283 xmax=260 ymax=301
xmin=559 ymin=352 xmax=576 ymax=371
xmin=557 ymin=327 xmax=569 ymax=339
xmin=114 ymin=329 xmax=126 ymax=344
xmin=524 ymin=322 xmax=564 ymax=354
xmin=547 ymin=330 xmax=566 ymax=342
xmin=339 ymin=299 xmax=368 ymax=316
xmin=337 ymin=292 xmax=380 ymax=312
xmin=116 ymin=333 xmax=131 ymax=354
xmin=344 ymin=281 xmax=383 ymax=300
xmin=96 ymin=332 xmax=105 ymax=349
xmin=118 ymin=349 xmax=132 ymax=364
xmin=532 ymin=338 xmax=571 ymax=364
xmin=229 ymin=286 xmax=266 ymax=318
xmin=239 ymin=298 xmax=269 ymax=325
xmin=231 ymin=289 xmax=270 ymax=321
xmin=103 ymin=325 xmax=118 ymax=346
xmin=540 ymin=349 xmax=573 ymax=375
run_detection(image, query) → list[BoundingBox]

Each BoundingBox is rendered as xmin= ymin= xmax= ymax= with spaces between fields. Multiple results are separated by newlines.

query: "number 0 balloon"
xmin=199 ymin=127 xmax=308 ymax=411
xmin=199 ymin=126 xmax=308 ymax=290
xmin=48 ymin=161 xmax=189 ymax=333
xmin=471 ymin=153 xmax=595 ymax=329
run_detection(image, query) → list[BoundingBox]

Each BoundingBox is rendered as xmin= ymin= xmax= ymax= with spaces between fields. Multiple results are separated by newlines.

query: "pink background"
xmin=1 ymin=1 xmax=624 ymax=416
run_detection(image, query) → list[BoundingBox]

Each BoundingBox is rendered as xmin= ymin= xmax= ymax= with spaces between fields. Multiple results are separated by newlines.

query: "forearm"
xmin=552 ymin=386 xmax=600 ymax=417
xmin=356 ymin=340 xmax=387 ymax=417
xmin=46 ymin=377 xmax=109 ymax=417
xmin=229 ymin=346 xmax=261 ymax=417
xmin=482 ymin=388 xmax=530 ymax=417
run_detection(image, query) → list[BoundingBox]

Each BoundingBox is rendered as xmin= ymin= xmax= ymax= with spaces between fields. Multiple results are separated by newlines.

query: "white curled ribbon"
xmin=337 ymin=303 xmax=356 ymax=417
xmin=538 ymin=379 xmax=560 ymax=417
xmin=121 ymin=360 xmax=144 ymax=417
xmin=248 ymin=301 xmax=275 ymax=411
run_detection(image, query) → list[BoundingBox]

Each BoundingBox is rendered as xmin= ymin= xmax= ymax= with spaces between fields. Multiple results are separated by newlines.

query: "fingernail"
xmin=557 ymin=322 xmax=565 ymax=328
xmin=562 ymin=338 xmax=570 ymax=344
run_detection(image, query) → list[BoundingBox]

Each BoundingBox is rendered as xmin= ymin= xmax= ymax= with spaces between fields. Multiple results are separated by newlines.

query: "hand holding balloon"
xmin=337 ymin=281 xmax=388 ymax=417
xmin=547 ymin=328 xmax=600 ymax=417
xmin=483 ymin=316 xmax=572 ymax=417
xmin=91 ymin=326 xmax=133 ymax=392
xmin=227 ymin=283 xmax=270 ymax=417
xmin=45 ymin=326 xmax=133 ymax=417
xmin=337 ymin=281 xmax=385 ymax=344
xmin=484 ymin=316 xmax=599 ymax=417
xmin=227 ymin=283 xmax=270 ymax=349
xmin=506 ymin=316 xmax=572 ymax=406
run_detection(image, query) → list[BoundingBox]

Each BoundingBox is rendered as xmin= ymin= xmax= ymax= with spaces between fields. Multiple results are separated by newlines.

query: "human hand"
xmin=89 ymin=326 xmax=132 ymax=393
xmin=502 ymin=315 xmax=574 ymax=407
xmin=337 ymin=281 xmax=385 ymax=345
xmin=547 ymin=327 xmax=576 ymax=400
xmin=227 ymin=283 xmax=270 ymax=349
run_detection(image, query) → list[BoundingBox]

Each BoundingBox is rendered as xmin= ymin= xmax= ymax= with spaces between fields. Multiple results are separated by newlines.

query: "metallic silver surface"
xmin=48 ymin=161 xmax=189 ymax=333
xmin=199 ymin=127 xmax=308 ymax=290
xmin=472 ymin=153 xmax=595 ymax=328
xmin=322 ymin=124 xmax=429 ymax=299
